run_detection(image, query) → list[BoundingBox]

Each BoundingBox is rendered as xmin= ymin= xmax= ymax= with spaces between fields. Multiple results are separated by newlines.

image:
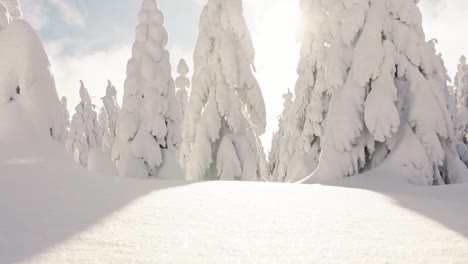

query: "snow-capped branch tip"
xmin=177 ymin=59 xmax=189 ymax=76
xmin=1 ymin=0 xmax=22 ymax=20
xmin=141 ymin=0 xmax=158 ymax=11
xmin=283 ymin=89 xmax=293 ymax=101
xmin=460 ymin=55 xmax=467 ymax=65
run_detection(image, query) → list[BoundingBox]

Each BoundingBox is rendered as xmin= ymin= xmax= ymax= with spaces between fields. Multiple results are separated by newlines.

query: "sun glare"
xmin=248 ymin=1 xmax=301 ymax=152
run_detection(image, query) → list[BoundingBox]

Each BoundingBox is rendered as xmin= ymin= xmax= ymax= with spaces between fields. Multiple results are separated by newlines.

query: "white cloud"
xmin=419 ymin=1 xmax=468 ymax=79
xmin=21 ymin=0 xmax=86 ymax=29
xmin=48 ymin=0 xmax=86 ymax=28
xmin=46 ymin=40 xmax=194 ymax=117
xmin=244 ymin=0 xmax=300 ymax=152
xmin=21 ymin=0 xmax=49 ymax=30
xmin=46 ymin=42 xmax=130 ymax=114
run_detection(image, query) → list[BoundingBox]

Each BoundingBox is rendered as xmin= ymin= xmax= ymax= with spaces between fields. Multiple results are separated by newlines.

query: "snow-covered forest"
xmin=0 ymin=0 xmax=467 ymax=262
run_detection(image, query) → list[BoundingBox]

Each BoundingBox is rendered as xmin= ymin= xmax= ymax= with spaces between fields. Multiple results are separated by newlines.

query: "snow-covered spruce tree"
xmin=112 ymin=0 xmax=182 ymax=178
xmin=101 ymin=80 xmax=120 ymax=143
xmin=268 ymin=90 xmax=294 ymax=182
xmin=175 ymin=59 xmax=190 ymax=122
xmin=453 ymin=55 xmax=468 ymax=166
xmin=66 ymin=81 xmax=101 ymax=166
xmin=179 ymin=0 xmax=267 ymax=181
xmin=283 ymin=0 xmax=331 ymax=183
xmin=305 ymin=0 xmax=467 ymax=185
xmin=454 ymin=56 xmax=468 ymax=108
xmin=99 ymin=108 xmax=112 ymax=153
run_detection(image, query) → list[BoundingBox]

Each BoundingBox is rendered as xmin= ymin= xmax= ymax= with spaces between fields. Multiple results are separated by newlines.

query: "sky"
xmin=20 ymin=0 xmax=468 ymax=152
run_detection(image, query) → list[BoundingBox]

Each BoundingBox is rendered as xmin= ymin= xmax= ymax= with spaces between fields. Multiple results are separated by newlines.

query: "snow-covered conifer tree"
xmin=268 ymin=90 xmax=294 ymax=182
xmin=0 ymin=4 xmax=65 ymax=147
xmin=305 ymin=0 xmax=467 ymax=185
xmin=453 ymin=55 xmax=468 ymax=166
xmin=66 ymin=81 xmax=101 ymax=166
xmin=112 ymin=0 xmax=182 ymax=178
xmin=283 ymin=0 xmax=331 ymax=182
xmin=179 ymin=0 xmax=267 ymax=181
xmin=454 ymin=56 xmax=468 ymax=108
xmin=99 ymin=108 xmax=112 ymax=153
xmin=175 ymin=59 xmax=190 ymax=122
xmin=101 ymin=80 xmax=120 ymax=142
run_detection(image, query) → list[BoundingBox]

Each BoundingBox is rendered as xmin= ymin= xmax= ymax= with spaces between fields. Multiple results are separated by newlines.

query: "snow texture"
xmin=179 ymin=0 xmax=268 ymax=181
xmin=1 ymin=151 xmax=468 ymax=263
xmin=87 ymin=148 xmax=117 ymax=176
xmin=113 ymin=0 xmax=182 ymax=178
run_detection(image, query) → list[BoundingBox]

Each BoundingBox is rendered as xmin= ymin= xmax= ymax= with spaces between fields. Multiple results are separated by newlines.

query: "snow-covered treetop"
xmin=113 ymin=0 xmax=181 ymax=177
xmin=0 ymin=20 xmax=65 ymax=142
xmin=1 ymin=0 xmax=21 ymax=20
xmin=175 ymin=59 xmax=190 ymax=90
xmin=192 ymin=0 xmax=266 ymax=134
xmin=282 ymin=89 xmax=293 ymax=121
xmin=177 ymin=59 xmax=189 ymax=76
xmin=101 ymin=80 xmax=120 ymax=140
xmin=180 ymin=0 xmax=267 ymax=181
xmin=455 ymin=55 xmax=468 ymax=108
xmin=79 ymin=80 xmax=92 ymax=106
xmin=104 ymin=80 xmax=117 ymax=98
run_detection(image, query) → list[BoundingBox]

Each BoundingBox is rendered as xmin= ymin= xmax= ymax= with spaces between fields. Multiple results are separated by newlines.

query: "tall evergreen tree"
xmin=269 ymin=90 xmax=293 ymax=182
xmin=284 ymin=0 xmax=331 ymax=182
xmin=453 ymin=55 xmax=468 ymax=166
xmin=304 ymin=0 xmax=467 ymax=185
xmin=99 ymin=108 xmax=112 ymax=153
xmin=113 ymin=0 xmax=181 ymax=177
xmin=66 ymin=81 xmax=101 ymax=166
xmin=454 ymin=56 xmax=468 ymax=108
xmin=179 ymin=0 xmax=267 ymax=181
xmin=101 ymin=80 xmax=120 ymax=143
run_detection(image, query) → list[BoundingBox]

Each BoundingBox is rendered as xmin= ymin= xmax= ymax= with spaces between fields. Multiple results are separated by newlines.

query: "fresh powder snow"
xmin=0 ymin=0 xmax=467 ymax=263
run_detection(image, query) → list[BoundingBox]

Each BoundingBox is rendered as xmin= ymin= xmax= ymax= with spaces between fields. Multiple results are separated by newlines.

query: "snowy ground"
xmin=1 ymin=150 xmax=468 ymax=264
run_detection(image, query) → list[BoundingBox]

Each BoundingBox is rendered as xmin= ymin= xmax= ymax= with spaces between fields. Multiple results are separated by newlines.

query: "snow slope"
xmin=1 ymin=153 xmax=468 ymax=263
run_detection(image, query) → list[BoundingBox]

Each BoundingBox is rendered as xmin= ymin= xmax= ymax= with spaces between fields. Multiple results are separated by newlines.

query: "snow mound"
xmin=1 ymin=158 xmax=467 ymax=263
xmin=0 ymin=20 xmax=65 ymax=150
xmin=87 ymin=149 xmax=117 ymax=176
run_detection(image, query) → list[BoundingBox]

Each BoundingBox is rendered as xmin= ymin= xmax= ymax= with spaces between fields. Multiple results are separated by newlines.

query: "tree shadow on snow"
xmin=323 ymin=170 xmax=468 ymax=240
xmin=0 ymin=158 xmax=193 ymax=264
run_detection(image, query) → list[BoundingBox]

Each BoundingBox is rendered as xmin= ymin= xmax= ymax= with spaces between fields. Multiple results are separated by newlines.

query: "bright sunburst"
xmin=246 ymin=0 xmax=301 ymax=151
